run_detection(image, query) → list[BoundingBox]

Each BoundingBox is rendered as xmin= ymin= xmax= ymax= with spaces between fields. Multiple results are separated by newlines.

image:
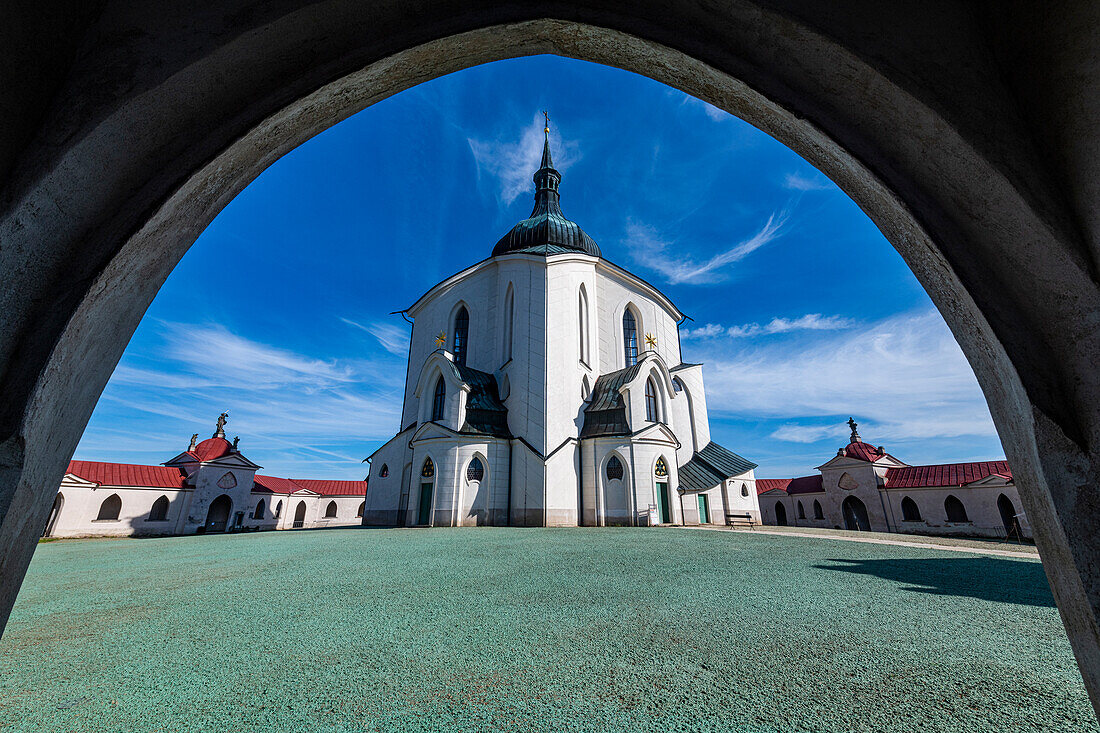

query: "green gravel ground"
xmin=0 ymin=527 xmax=1094 ymax=733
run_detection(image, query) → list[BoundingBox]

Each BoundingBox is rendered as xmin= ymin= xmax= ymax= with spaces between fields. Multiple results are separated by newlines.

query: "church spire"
xmin=531 ymin=112 xmax=562 ymax=216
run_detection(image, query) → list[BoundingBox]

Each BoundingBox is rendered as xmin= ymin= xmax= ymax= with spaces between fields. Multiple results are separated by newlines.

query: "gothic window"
xmin=325 ymin=501 xmax=338 ymax=518
xmin=356 ymin=501 xmax=364 ymax=518
xmin=421 ymin=457 xmax=435 ymax=478
xmin=379 ymin=463 xmax=389 ymax=478
xmin=901 ymin=496 xmax=921 ymax=521
xmin=467 ymin=457 xmax=485 ymax=482
xmin=97 ymin=493 xmax=122 ymax=521
xmin=672 ymin=377 xmax=683 ymax=393
xmin=275 ymin=500 xmax=283 ymax=518
xmin=623 ymin=310 xmax=638 ymax=367
xmin=813 ymin=499 xmax=824 ymax=519
xmin=149 ymin=495 xmax=169 ymax=521
xmin=431 ymin=376 xmax=446 ymax=422
xmin=741 ymin=484 xmax=749 ymax=497
xmin=578 ymin=285 xmax=589 ymax=364
xmin=655 ymin=457 xmax=668 ymax=478
xmin=452 ymin=306 xmax=469 ymax=366
xmin=503 ymin=285 xmax=514 ymax=361
xmin=944 ymin=495 xmax=969 ymax=522
xmin=253 ymin=499 xmax=265 ymax=520
xmin=797 ymin=500 xmax=806 ymax=519
xmin=645 ymin=377 xmax=659 ymax=422
xmin=606 ymin=455 xmax=624 ymax=481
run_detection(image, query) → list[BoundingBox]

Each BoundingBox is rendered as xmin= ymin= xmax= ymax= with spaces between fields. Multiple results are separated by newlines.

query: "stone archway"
xmin=205 ymin=495 xmax=233 ymax=534
xmin=1 ymin=2 xmax=1099 ymax=715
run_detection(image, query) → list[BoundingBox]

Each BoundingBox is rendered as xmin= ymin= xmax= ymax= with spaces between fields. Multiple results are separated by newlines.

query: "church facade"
xmin=43 ymin=415 xmax=368 ymax=538
xmin=364 ymin=129 xmax=759 ymax=527
xmin=757 ymin=419 xmax=1031 ymax=539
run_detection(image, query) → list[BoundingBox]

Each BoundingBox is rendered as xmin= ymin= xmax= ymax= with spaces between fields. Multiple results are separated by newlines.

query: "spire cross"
xmin=542 ymin=110 xmax=550 ymax=134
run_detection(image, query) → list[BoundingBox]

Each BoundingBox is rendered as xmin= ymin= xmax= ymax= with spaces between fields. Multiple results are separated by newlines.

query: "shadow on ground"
xmin=815 ymin=556 xmax=1055 ymax=608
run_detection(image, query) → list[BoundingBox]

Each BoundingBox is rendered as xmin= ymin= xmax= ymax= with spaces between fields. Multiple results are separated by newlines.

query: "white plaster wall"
xmin=47 ymin=484 xmax=189 ymax=537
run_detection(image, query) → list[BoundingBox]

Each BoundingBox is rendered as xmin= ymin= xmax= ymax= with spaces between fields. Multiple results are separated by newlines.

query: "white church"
xmin=364 ymin=127 xmax=760 ymax=527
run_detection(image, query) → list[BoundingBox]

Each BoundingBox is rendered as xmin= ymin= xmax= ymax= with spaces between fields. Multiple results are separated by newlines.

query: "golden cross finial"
xmin=435 ymin=331 xmax=447 ymax=347
xmin=543 ymin=110 xmax=550 ymax=134
xmin=644 ymin=333 xmax=658 ymax=348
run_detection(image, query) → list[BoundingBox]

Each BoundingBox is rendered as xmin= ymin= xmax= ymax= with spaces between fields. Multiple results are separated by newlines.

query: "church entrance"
xmin=42 ymin=494 xmax=64 ymax=537
xmin=205 ymin=494 xmax=232 ymax=533
xmin=697 ymin=494 xmax=710 ymax=524
xmin=842 ymin=496 xmax=871 ymax=532
xmin=998 ymin=494 xmax=1019 ymax=538
xmin=656 ymin=482 xmax=671 ymax=524
xmin=293 ymin=501 xmax=307 ymax=528
xmin=418 ymin=483 xmax=434 ymax=526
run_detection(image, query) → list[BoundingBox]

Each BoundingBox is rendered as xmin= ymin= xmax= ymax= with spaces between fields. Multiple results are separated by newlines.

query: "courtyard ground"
xmin=0 ymin=527 xmax=1094 ymax=732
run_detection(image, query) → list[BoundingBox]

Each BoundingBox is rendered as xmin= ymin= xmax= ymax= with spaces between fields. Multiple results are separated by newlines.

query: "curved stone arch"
xmin=464 ymin=451 xmax=488 ymax=486
xmin=652 ymin=453 xmax=672 ymax=479
xmin=600 ymin=450 xmax=631 ymax=526
xmin=0 ymin=5 xmax=1098 ymax=708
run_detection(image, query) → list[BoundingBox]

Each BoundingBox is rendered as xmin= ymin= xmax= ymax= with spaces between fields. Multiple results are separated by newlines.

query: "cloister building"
xmin=757 ymin=419 xmax=1030 ymax=540
xmin=364 ymin=128 xmax=759 ymax=527
xmin=43 ymin=415 xmax=368 ymax=538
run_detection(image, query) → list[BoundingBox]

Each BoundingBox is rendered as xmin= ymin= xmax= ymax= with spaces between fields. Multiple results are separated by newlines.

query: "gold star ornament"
xmin=435 ymin=331 xmax=447 ymax=347
xmin=644 ymin=333 xmax=658 ymax=348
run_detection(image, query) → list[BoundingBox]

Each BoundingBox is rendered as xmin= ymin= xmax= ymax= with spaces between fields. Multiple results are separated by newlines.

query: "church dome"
xmin=491 ymin=127 xmax=601 ymax=258
xmin=193 ymin=437 xmax=232 ymax=461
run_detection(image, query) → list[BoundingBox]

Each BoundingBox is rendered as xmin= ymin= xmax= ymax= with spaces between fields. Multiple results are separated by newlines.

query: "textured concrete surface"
xmin=0 ymin=527 xmax=1095 ymax=733
xmin=1 ymin=0 xmax=1100 ymax=719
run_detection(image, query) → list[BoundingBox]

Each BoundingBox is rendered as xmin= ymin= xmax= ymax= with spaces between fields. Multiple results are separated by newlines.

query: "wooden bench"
xmin=725 ymin=513 xmax=756 ymax=530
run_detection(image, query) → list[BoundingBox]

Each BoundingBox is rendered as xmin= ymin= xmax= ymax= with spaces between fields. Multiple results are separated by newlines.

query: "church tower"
xmin=365 ymin=124 xmax=759 ymax=528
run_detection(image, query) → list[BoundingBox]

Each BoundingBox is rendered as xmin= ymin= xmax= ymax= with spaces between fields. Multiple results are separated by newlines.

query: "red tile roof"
xmin=67 ymin=460 xmax=187 ymax=488
xmin=885 ymin=461 xmax=1012 ymax=489
xmin=192 ymin=437 xmax=233 ymax=461
xmin=291 ymin=479 xmax=368 ymax=497
xmin=756 ymin=475 xmax=823 ymax=495
xmin=841 ymin=441 xmax=892 ymax=462
xmin=253 ymin=475 xmax=367 ymax=497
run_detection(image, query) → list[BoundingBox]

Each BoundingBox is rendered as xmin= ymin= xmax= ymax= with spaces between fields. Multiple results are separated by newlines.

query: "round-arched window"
xmin=421 ymin=457 xmax=435 ymax=478
xmin=378 ymin=463 xmax=389 ymax=478
xmin=467 ymin=457 xmax=485 ymax=482
xmin=606 ymin=455 xmax=624 ymax=481
xmin=654 ymin=457 xmax=668 ymax=478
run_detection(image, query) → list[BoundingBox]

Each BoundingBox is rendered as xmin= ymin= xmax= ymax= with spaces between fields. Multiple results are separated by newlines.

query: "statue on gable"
xmin=214 ymin=411 xmax=229 ymax=438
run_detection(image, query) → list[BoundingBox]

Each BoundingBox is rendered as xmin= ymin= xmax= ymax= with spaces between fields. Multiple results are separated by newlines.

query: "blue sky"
xmin=74 ymin=55 xmax=1005 ymax=480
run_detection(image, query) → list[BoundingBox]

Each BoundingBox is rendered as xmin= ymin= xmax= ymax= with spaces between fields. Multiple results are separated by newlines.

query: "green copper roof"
xmin=492 ymin=131 xmax=601 ymax=258
xmin=677 ymin=442 xmax=758 ymax=491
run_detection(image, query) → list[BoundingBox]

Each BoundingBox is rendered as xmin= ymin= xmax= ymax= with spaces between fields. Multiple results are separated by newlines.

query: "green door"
xmin=418 ymin=482 xmax=433 ymax=525
xmin=656 ymin=482 xmax=671 ymax=524
xmin=697 ymin=494 xmax=709 ymax=524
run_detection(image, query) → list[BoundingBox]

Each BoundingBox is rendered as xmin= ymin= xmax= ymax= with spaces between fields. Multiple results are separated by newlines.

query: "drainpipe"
xmin=678 ymin=488 xmax=686 ymax=526
xmin=507 ymin=439 xmax=515 ymax=527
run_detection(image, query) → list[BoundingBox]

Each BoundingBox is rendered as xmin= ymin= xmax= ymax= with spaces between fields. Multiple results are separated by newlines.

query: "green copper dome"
xmin=491 ymin=130 xmax=601 ymax=258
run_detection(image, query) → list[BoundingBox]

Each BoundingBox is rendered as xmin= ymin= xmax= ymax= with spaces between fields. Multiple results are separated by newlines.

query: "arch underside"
xmin=0 ymin=0 xmax=1099 ymax=718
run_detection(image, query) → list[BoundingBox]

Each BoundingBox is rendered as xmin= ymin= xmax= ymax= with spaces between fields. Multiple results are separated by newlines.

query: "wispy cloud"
xmin=684 ymin=314 xmax=855 ymax=340
xmin=627 ymin=206 xmax=792 ymax=285
xmin=696 ymin=309 xmax=999 ymax=444
xmin=80 ymin=322 xmax=405 ymax=478
xmin=468 ymin=113 xmax=579 ymax=205
xmin=679 ymin=94 xmax=729 ymax=122
xmin=341 ymin=317 xmax=409 ymax=356
xmin=783 ymin=171 xmax=833 ymax=192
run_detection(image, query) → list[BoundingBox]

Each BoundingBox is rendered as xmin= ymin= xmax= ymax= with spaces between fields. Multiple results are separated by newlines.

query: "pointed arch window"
xmin=813 ymin=499 xmax=824 ymax=519
xmin=797 ymin=500 xmax=806 ymax=519
xmin=623 ymin=310 xmax=638 ymax=366
xmin=901 ymin=496 xmax=921 ymax=521
xmin=253 ymin=499 xmax=266 ymax=520
xmin=149 ymin=495 xmax=169 ymax=521
xmin=452 ymin=306 xmax=469 ymax=366
xmin=645 ymin=378 xmax=659 ymax=422
xmin=378 ymin=463 xmax=389 ymax=478
xmin=606 ymin=455 xmax=624 ymax=481
xmin=944 ymin=495 xmax=969 ymax=522
xmin=467 ymin=457 xmax=485 ymax=482
xmin=503 ymin=286 xmax=514 ymax=362
xmin=431 ymin=376 xmax=446 ymax=422
xmin=578 ymin=285 xmax=590 ymax=365
xmin=275 ymin=500 xmax=283 ymax=518
xmin=672 ymin=377 xmax=684 ymax=393
xmin=325 ymin=501 xmax=338 ymax=518
xmin=97 ymin=494 xmax=122 ymax=521
xmin=654 ymin=457 xmax=668 ymax=478
xmin=421 ymin=457 xmax=435 ymax=478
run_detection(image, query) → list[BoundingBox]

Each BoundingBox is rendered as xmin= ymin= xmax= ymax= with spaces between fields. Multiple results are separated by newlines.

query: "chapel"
xmin=364 ymin=126 xmax=759 ymax=527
